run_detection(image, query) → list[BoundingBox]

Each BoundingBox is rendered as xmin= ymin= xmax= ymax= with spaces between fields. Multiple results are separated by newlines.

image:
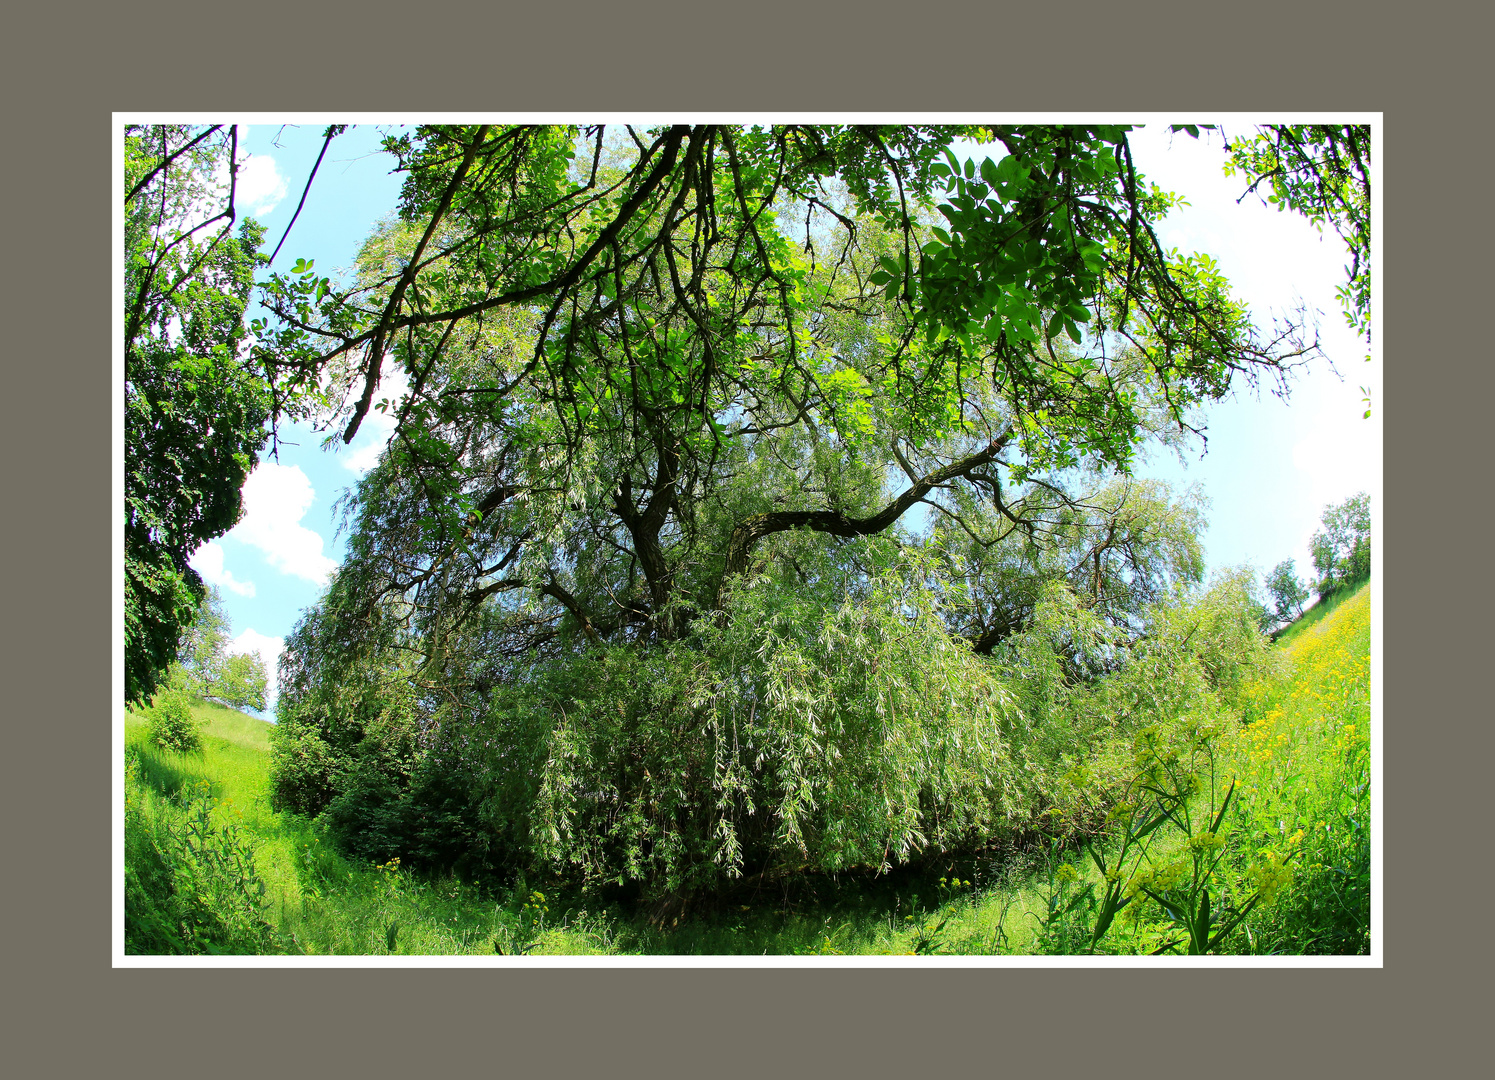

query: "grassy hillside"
xmin=123 ymin=583 xmax=1371 ymax=956
xmin=1231 ymin=580 xmax=1371 ymax=952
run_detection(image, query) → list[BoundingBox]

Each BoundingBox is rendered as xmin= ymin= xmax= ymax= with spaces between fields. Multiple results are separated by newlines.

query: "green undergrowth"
xmin=123 ymin=584 xmax=1370 ymax=955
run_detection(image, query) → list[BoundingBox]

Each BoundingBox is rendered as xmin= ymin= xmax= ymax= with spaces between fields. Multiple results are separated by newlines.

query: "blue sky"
xmin=178 ymin=120 xmax=1379 ymax=717
xmin=182 ymin=123 xmax=405 ymax=714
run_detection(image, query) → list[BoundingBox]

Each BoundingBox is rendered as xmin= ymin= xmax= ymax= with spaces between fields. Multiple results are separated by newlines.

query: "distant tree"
xmin=1265 ymin=559 xmax=1309 ymax=624
xmin=168 ymin=585 xmax=268 ymax=711
xmin=125 ymin=124 xmax=271 ymax=707
xmin=1310 ymin=492 xmax=1371 ymax=598
xmin=175 ymin=586 xmax=231 ymax=692
xmin=1242 ymin=569 xmax=1277 ymax=634
xmin=216 ymin=651 xmax=269 ymax=712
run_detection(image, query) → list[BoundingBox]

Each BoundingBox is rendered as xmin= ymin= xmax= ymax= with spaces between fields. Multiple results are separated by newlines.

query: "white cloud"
xmin=234 ymin=153 xmax=289 ymax=217
xmin=1291 ymin=403 xmax=1376 ymax=511
xmin=226 ymin=462 xmax=339 ymax=584
xmin=229 ymin=629 xmax=285 ymax=709
xmin=342 ymin=436 xmax=388 ymax=476
xmin=181 ymin=138 xmax=288 ymax=236
xmin=188 ymin=541 xmax=256 ymax=597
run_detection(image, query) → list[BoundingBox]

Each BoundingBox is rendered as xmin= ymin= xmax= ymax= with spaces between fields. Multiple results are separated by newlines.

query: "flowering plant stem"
xmin=1087 ymin=723 xmax=1298 ymax=955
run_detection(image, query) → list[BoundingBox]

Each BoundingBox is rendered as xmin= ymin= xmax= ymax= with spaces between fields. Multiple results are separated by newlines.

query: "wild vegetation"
xmin=122 ymin=123 xmax=1373 ymax=954
xmin=123 ymin=579 xmax=1369 ymax=955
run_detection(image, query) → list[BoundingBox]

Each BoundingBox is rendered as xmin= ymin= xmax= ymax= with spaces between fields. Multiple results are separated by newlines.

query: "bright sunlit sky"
xmin=168 ymin=118 xmax=1380 ymax=717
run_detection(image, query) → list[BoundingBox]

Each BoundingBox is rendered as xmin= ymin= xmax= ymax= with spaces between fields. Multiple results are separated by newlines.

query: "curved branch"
xmin=717 ymin=433 xmax=1011 ymax=603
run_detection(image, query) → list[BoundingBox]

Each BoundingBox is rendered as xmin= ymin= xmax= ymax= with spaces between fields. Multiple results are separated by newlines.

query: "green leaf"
xmin=1084 ymin=840 xmax=1107 ymax=874
xmin=1209 ymin=779 xmax=1236 ymax=836
xmin=1064 ymin=882 xmax=1096 ymax=914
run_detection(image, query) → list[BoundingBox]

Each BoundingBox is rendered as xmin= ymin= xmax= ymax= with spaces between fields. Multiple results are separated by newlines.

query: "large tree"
xmin=260 ymin=125 xmax=1317 ymax=897
xmin=124 ymin=125 xmax=270 ymax=706
xmin=257 ymin=124 xmax=1312 ymax=649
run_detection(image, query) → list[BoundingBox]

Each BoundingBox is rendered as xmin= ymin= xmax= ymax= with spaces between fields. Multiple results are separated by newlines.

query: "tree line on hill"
xmin=1264 ymin=491 xmax=1371 ymax=626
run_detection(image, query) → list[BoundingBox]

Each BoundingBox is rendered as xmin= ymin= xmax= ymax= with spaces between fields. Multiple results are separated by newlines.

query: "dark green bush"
xmin=272 ymin=554 xmax=1278 ymax=909
xmin=268 ymin=723 xmax=347 ymax=816
xmin=323 ymin=757 xmax=506 ymax=879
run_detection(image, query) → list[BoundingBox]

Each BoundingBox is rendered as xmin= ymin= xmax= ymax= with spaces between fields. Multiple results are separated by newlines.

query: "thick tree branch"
xmin=343 ymin=125 xmax=491 ymax=444
xmin=717 ymin=433 xmax=1011 ymax=602
xmin=540 ymin=575 xmax=602 ymax=645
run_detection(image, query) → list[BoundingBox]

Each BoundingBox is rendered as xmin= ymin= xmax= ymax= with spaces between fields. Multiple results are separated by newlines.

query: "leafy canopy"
xmin=255 ymin=124 xmax=1314 ymax=658
xmin=1225 ymin=125 xmax=1371 ymax=353
xmin=124 ymin=125 xmax=271 ymax=706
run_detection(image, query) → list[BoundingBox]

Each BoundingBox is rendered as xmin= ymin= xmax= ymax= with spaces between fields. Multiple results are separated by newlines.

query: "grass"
xmin=123 ymin=584 xmax=1371 ymax=956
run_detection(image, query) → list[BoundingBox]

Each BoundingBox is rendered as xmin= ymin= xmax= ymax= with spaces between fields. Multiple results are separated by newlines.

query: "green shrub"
xmin=147 ymin=691 xmax=203 ymax=756
xmin=269 ymin=609 xmax=419 ymax=818
xmin=482 ymin=553 xmax=1040 ymax=901
xmin=265 ymin=544 xmax=1295 ymax=923
xmin=268 ymin=723 xmax=346 ymax=815
xmin=124 ymin=752 xmax=189 ymax=952
xmin=323 ymin=755 xmax=504 ymax=879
